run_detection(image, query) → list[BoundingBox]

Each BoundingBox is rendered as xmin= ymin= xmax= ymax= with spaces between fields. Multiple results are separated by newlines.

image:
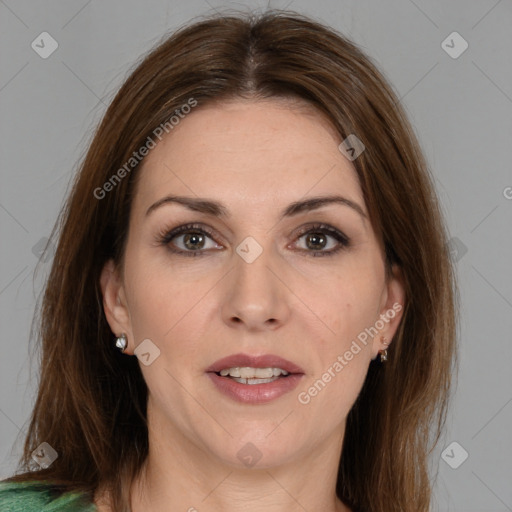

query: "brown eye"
xmin=293 ymin=223 xmax=350 ymax=256
xmin=157 ymin=223 xmax=223 ymax=256
xmin=182 ymin=232 xmax=207 ymax=250
xmin=305 ymin=232 xmax=328 ymax=250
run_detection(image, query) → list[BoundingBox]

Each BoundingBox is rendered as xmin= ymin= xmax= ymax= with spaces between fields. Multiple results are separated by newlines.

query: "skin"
xmin=98 ymin=98 xmax=405 ymax=512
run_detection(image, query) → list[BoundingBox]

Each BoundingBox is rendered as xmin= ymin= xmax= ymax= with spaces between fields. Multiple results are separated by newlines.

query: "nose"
xmin=220 ymin=244 xmax=292 ymax=332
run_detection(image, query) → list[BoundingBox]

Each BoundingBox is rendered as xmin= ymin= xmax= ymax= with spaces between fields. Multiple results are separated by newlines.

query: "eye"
xmin=157 ymin=223 xmax=223 ymax=256
xmin=292 ymin=223 xmax=350 ymax=257
xmin=175 ymin=231 xmax=216 ymax=251
xmin=157 ymin=222 xmax=350 ymax=258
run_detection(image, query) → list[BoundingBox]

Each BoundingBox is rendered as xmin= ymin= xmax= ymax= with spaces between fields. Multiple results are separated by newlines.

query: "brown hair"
xmin=4 ymin=9 xmax=458 ymax=512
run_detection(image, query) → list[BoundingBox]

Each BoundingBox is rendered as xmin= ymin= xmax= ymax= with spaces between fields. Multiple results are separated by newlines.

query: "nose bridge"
xmin=221 ymin=234 xmax=290 ymax=329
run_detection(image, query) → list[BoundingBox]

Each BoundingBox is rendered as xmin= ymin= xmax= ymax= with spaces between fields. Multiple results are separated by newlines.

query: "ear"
xmin=100 ymin=259 xmax=134 ymax=354
xmin=371 ymin=264 xmax=406 ymax=360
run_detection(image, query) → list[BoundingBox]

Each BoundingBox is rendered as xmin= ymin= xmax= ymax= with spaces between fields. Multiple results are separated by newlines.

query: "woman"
xmin=0 ymin=9 xmax=457 ymax=512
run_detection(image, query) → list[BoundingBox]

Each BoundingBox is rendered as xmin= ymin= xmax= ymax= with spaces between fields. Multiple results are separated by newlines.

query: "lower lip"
xmin=206 ymin=372 xmax=304 ymax=404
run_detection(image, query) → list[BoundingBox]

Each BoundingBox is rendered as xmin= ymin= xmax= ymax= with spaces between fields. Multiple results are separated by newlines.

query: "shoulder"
xmin=0 ymin=480 xmax=97 ymax=512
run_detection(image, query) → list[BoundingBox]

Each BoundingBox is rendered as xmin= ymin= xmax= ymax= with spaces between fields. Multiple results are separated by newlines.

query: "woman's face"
xmin=101 ymin=98 xmax=404 ymax=469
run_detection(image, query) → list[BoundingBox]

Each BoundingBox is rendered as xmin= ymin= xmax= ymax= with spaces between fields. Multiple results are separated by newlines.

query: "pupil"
xmin=184 ymin=232 xmax=204 ymax=250
xmin=306 ymin=233 xmax=326 ymax=250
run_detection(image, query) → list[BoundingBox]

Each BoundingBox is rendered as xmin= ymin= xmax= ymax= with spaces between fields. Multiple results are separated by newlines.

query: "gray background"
xmin=1 ymin=1 xmax=511 ymax=510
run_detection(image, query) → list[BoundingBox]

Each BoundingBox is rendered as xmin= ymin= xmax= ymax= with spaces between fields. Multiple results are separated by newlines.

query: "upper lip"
xmin=206 ymin=353 xmax=305 ymax=374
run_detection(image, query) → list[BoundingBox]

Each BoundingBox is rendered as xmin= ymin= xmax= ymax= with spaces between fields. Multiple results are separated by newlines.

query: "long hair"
xmin=4 ymin=10 xmax=458 ymax=512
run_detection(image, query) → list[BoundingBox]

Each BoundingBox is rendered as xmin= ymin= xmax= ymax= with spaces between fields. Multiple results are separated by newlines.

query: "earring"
xmin=115 ymin=333 xmax=128 ymax=352
xmin=379 ymin=336 xmax=389 ymax=362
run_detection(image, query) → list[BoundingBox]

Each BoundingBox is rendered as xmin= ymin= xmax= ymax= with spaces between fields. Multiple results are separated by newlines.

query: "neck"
xmin=126 ymin=406 xmax=351 ymax=512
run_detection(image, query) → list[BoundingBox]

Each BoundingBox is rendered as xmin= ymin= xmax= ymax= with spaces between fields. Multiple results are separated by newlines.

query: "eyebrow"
xmin=145 ymin=194 xmax=367 ymax=221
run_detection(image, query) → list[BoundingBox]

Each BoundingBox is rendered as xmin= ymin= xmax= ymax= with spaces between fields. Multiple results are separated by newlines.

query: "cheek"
xmin=303 ymin=261 xmax=384 ymax=344
xmin=123 ymin=262 xmax=222 ymax=394
xmin=297 ymin=309 xmax=375 ymax=433
xmin=123 ymin=246 xmax=210 ymax=338
xmin=295 ymin=260 xmax=383 ymax=409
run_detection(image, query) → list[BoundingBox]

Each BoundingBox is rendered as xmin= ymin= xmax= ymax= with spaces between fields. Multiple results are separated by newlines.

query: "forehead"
xmin=133 ymin=98 xmax=364 ymax=214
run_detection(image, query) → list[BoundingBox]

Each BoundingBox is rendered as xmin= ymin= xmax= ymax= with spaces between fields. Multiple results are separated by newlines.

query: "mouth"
xmin=215 ymin=366 xmax=291 ymax=384
xmin=205 ymin=353 xmax=305 ymax=404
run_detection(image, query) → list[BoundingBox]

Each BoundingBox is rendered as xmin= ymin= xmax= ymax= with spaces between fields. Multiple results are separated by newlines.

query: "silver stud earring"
xmin=115 ymin=333 xmax=128 ymax=352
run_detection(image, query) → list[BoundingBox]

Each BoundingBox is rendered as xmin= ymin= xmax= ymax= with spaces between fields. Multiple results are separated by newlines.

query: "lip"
xmin=207 ymin=372 xmax=304 ymax=404
xmin=205 ymin=353 xmax=305 ymax=405
xmin=205 ymin=353 xmax=305 ymax=374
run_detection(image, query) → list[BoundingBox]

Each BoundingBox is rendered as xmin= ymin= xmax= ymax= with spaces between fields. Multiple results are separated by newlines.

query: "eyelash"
xmin=156 ymin=222 xmax=350 ymax=258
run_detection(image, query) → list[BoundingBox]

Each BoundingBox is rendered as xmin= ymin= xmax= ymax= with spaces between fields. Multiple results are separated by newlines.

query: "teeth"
xmin=221 ymin=367 xmax=240 ymax=377
xmin=218 ymin=367 xmax=290 ymax=378
xmin=232 ymin=377 xmax=279 ymax=385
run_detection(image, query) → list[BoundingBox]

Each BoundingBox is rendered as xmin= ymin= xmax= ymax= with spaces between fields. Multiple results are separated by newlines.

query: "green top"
xmin=0 ymin=480 xmax=98 ymax=511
